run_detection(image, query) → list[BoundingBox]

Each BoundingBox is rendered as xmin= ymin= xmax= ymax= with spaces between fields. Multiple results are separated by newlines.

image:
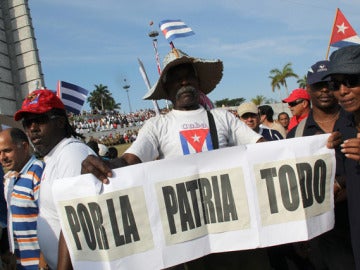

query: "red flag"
xmin=330 ymin=9 xmax=359 ymax=47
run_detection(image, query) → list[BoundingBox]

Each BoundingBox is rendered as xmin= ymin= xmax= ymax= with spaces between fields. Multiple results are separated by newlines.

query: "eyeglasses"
xmin=328 ymin=75 xmax=360 ymax=91
xmin=22 ymin=114 xmax=58 ymax=128
xmin=288 ymin=99 xmax=304 ymax=107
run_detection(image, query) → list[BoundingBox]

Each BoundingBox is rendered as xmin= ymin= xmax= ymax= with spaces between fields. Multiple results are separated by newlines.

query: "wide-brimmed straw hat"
xmin=143 ymin=49 xmax=223 ymax=100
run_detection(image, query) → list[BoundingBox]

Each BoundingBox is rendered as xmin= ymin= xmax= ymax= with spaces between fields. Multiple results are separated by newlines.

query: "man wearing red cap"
xmin=282 ymin=88 xmax=311 ymax=132
xmin=14 ymin=89 xmax=101 ymax=270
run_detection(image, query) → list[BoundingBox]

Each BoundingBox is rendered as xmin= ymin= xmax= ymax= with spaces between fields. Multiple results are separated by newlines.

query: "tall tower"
xmin=0 ymin=0 xmax=44 ymax=119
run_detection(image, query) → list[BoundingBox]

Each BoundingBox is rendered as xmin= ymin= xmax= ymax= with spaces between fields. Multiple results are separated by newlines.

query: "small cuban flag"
xmin=56 ymin=81 xmax=89 ymax=115
xmin=159 ymin=19 xmax=195 ymax=42
xmin=330 ymin=8 xmax=360 ymax=48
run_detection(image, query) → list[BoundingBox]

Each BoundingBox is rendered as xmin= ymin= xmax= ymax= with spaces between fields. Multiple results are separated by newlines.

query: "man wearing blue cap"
xmin=287 ymin=60 xmax=356 ymax=269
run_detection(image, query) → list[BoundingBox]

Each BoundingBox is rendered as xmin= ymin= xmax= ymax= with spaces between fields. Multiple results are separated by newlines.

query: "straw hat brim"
xmin=143 ymin=56 xmax=223 ymax=100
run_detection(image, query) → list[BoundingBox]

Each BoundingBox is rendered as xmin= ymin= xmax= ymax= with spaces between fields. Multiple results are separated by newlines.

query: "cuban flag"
xmin=179 ymin=128 xmax=213 ymax=155
xmin=159 ymin=19 xmax=195 ymax=42
xmin=56 ymin=81 xmax=89 ymax=115
xmin=330 ymin=8 xmax=360 ymax=48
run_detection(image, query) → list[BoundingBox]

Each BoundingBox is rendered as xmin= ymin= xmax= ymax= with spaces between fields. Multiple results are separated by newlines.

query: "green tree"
xmin=251 ymin=95 xmax=267 ymax=105
xmin=269 ymin=62 xmax=298 ymax=98
xmin=214 ymin=97 xmax=245 ymax=107
xmin=87 ymin=84 xmax=121 ymax=111
xmin=297 ymin=75 xmax=307 ymax=89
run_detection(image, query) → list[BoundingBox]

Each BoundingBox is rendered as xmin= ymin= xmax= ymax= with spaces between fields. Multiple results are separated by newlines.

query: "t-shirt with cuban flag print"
xmin=125 ymin=106 xmax=262 ymax=162
xmin=179 ymin=121 xmax=212 ymax=154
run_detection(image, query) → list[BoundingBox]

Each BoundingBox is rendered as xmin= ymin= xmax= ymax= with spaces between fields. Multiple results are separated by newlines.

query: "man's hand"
xmin=81 ymin=155 xmax=112 ymax=184
xmin=341 ymin=133 xmax=360 ymax=161
xmin=327 ymin=131 xmax=343 ymax=149
xmin=81 ymin=153 xmax=142 ymax=184
xmin=334 ymin=176 xmax=347 ymax=203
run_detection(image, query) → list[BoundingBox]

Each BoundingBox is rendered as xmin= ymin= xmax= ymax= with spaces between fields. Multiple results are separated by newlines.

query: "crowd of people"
xmin=70 ymin=109 xmax=158 ymax=134
xmin=0 ymin=44 xmax=359 ymax=270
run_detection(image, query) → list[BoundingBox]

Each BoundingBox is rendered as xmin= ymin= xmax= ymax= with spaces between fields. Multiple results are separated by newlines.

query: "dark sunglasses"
xmin=22 ymin=114 xmax=58 ymax=128
xmin=328 ymin=75 xmax=360 ymax=91
xmin=288 ymin=99 xmax=304 ymax=107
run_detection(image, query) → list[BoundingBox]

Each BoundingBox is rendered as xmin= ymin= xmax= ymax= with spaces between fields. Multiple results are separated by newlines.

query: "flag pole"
xmin=147 ymin=22 xmax=165 ymax=112
xmin=138 ymin=58 xmax=160 ymax=115
xmin=326 ymin=8 xmax=339 ymax=60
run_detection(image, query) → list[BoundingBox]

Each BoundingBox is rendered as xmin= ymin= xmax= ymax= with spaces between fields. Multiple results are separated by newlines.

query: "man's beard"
xmin=175 ymin=86 xmax=198 ymax=100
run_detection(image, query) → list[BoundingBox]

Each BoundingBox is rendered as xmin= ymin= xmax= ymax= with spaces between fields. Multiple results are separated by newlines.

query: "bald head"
xmin=0 ymin=128 xmax=31 ymax=172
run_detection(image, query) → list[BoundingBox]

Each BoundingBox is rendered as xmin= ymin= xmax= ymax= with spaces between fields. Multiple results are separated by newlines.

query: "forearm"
xmin=109 ymin=153 xmax=142 ymax=169
xmin=57 ymin=231 xmax=73 ymax=270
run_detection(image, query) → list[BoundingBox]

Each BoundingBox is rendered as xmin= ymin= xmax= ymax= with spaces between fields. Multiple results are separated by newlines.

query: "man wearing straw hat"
xmin=82 ymin=49 xmax=271 ymax=269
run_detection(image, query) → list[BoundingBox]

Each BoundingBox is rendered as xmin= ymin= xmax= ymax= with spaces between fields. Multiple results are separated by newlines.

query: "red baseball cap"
xmin=14 ymin=89 xmax=65 ymax=121
xmin=282 ymin=88 xmax=310 ymax=103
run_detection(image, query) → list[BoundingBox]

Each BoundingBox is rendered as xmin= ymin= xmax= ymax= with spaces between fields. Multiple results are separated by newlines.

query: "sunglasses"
xmin=288 ymin=99 xmax=304 ymax=107
xmin=22 ymin=114 xmax=59 ymax=128
xmin=328 ymin=75 xmax=360 ymax=91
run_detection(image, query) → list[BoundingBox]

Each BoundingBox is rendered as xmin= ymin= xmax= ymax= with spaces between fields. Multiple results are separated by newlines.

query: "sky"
xmin=28 ymin=0 xmax=360 ymax=113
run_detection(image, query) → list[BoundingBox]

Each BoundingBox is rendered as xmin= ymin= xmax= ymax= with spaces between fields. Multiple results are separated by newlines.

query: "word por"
xmin=65 ymin=195 xmax=139 ymax=250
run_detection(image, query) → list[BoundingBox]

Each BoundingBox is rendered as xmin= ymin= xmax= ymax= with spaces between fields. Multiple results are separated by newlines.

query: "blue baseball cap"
xmin=307 ymin=60 xmax=330 ymax=85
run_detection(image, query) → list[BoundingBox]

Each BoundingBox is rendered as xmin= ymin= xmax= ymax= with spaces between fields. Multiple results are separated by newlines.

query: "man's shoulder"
xmin=210 ymin=107 xmax=228 ymax=113
xmin=210 ymin=108 xmax=233 ymax=118
xmin=272 ymin=121 xmax=285 ymax=130
xmin=287 ymin=127 xmax=296 ymax=138
xmin=30 ymin=158 xmax=45 ymax=169
xmin=261 ymin=127 xmax=283 ymax=140
xmin=59 ymin=138 xmax=95 ymax=157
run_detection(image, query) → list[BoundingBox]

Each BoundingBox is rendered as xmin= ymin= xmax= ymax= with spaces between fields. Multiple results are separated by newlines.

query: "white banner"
xmin=53 ymin=134 xmax=335 ymax=270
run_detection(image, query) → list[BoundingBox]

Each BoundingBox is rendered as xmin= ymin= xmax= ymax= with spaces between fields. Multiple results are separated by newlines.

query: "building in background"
xmin=0 ymin=0 xmax=43 ymax=129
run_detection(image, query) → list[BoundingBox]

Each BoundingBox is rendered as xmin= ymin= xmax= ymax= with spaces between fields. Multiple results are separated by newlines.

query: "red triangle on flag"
xmin=180 ymin=129 xmax=209 ymax=153
xmin=330 ymin=9 xmax=357 ymax=45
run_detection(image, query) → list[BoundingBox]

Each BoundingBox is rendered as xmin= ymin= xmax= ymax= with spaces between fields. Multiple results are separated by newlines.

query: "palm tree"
xmin=87 ymin=84 xmax=121 ymax=111
xmin=269 ymin=62 xmax=299 ymax=98
xmin=251 ymin=95 xmax=266 ymax=106
xmin=297 ymin=75 xmax=307 ymax=89
xmin=214 ymin=97 xmax=245 ymax=107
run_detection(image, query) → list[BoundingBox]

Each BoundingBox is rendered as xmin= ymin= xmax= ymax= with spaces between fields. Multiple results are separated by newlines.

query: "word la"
xmin=65 ymin=195 xmax=139 ymax=250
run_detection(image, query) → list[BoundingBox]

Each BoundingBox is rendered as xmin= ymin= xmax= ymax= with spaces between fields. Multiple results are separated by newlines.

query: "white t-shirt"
xmin=37 ymin=137 xmax=102 ymax=269
xmin=126 ymin=106 xmax=262 ymax=162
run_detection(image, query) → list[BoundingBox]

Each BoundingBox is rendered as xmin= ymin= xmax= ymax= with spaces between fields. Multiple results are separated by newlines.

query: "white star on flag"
xmin=329 ymin=8 xmax=360 ymax=48
xmin=192 ymin=134 xmax=200 ymax=142
xmin=336 ymin=22 xmax=348 ymax=34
